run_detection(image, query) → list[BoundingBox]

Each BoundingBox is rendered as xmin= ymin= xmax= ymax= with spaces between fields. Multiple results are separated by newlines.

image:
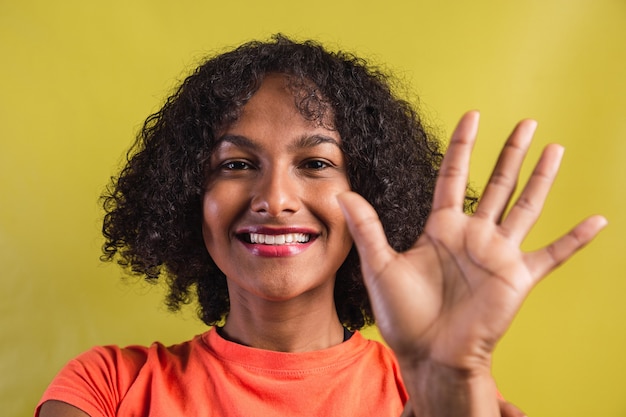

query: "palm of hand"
xmin=372 ymin=208 xmax=531 ymax=369
xmin=339 ymin=112 xmax=606 ymax=370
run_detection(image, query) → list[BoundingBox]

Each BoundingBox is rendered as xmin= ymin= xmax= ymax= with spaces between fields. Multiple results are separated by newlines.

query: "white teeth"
xmin=249 ymin=233 xmax=310 ymax=245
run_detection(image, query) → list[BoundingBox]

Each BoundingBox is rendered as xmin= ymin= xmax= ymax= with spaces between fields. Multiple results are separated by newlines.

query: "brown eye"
xmin=302 ymin=159 xmax=330 ymax=170
xmin=222 ymin=160 xmax=252 ymax=170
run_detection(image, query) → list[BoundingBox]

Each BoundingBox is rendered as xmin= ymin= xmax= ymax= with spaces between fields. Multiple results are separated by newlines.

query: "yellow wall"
xmin=1 ymin=1 xmax=624 ymax=416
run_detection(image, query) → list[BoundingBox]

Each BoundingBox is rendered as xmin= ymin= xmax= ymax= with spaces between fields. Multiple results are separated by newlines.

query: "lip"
xmin=235 ymin=226 xmax=319 ymax=257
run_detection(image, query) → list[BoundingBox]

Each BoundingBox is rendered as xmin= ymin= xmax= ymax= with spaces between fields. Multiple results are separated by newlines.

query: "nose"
xmin=250 ymin=167 xmax=301 ymax=216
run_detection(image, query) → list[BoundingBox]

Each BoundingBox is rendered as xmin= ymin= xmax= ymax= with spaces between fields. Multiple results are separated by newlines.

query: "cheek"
xmin=310 ymin=184 xmax=353 ymax=245
xmin=200 ymin=200 xmax=217 ymax=254
xmin=201 ymin=189 xmax=236 ymax=246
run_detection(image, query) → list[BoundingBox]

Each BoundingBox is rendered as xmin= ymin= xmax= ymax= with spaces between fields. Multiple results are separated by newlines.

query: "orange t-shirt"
xmin=36 ymin=328 xmax=408 ymax=416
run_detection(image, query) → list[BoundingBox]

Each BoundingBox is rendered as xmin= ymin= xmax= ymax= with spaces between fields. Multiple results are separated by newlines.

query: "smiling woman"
xmin=35 ymin=35 xmax=605 ymax=417
xmin=97 ymin=35 xmax=446 ymax=332
xmin=202 ymin=74 xmax=353 ymax=349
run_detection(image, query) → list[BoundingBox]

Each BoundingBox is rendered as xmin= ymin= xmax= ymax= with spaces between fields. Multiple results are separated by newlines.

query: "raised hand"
xmin=338 ymin=111 xmax=607 ymax=416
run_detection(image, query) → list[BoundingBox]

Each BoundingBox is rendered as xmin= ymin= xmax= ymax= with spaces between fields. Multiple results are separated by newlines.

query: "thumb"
xmin=337 ymin=191 xmax=396 ymax=278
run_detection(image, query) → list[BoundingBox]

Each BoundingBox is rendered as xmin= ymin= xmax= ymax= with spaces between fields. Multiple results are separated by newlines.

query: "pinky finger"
xmin=526 ymin=215 xmax=608 ymax=280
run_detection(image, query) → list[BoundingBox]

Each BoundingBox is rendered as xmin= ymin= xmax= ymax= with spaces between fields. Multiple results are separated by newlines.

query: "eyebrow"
xmin=289 ymin=134 xmax=341 ymax=151
xmin=215 ymin=134 xmax=342 ymax=151
xmin=214 ymin=134 xmax=261 ymax=151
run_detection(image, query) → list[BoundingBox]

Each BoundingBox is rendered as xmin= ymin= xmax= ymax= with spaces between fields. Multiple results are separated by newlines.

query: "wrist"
xmin=399 ymin=357 xmax=498 ymax=417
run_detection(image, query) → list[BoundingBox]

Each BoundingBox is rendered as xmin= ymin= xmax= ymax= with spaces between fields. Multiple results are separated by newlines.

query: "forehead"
xmin=239 ymin=74 xmax=300 ymax=120
xmin=221 ymin=73 xmax=339 ymax=144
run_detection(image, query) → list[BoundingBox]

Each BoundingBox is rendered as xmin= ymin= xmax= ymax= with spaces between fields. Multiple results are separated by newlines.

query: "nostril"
xmin=249 ymin=178 xmax=301 ymax=216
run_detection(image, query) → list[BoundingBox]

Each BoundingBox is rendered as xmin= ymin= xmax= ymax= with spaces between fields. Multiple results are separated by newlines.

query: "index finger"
xmin=432 ymin=111 xmax=480 ymax=211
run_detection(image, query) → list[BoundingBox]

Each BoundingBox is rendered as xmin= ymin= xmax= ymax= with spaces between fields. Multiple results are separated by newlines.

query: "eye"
xmin=221 ymin=160 xmax=253 ymax=171
xmin=301 ymin=159 xmax=331 ymax=170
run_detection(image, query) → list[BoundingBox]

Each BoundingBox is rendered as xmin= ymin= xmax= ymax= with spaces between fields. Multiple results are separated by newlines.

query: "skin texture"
xmin=202 ymin=74 xmax=353 ymax=351
xmin=338 ymin=111 xmax=607 ymax=416
xmin=39 ymin=401 xmax=88 ymax=417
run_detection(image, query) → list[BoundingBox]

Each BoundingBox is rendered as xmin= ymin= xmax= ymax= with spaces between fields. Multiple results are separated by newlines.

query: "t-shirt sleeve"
xmin=35 ymin=345 xmax=148 ymax=417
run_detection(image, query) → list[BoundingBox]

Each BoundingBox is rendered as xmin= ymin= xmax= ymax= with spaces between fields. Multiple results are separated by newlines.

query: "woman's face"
xmin=202 ymin=74 xmax=353 ymax=303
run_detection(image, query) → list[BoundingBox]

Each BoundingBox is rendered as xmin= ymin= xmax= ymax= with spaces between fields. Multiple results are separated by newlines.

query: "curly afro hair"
xmin=101 ymin=34 xmax=466 ymax=330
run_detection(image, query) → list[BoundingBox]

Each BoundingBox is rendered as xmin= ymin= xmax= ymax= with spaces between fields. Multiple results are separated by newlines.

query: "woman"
xmin=37 ymin=35 xmax=606 ymax=417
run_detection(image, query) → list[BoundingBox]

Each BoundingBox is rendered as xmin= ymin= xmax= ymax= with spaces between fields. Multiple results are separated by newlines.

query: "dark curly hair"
xmin=101 ymin=34 xmax=468 ymax=330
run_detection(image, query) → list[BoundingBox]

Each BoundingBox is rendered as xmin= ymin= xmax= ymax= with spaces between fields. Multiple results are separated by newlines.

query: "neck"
xmin=222 ymin=283 xmax=345 ymax=352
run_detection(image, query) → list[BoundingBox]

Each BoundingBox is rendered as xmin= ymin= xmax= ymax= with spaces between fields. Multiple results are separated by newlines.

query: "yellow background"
xmin=1 ymin=1 xmax=625 ymax=416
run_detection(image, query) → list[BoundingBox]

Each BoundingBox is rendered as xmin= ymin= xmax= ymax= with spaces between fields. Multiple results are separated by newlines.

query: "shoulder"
xmin=353 ymin=331 xmax=408 ymax=395
xmin=36 ymin=334 xmax=206 ymax=417
xmin=359 ymin=333 xmax=402 ymax=367
xmin=68 ymin=335 xmax=207 ymax=388
xmin=73 ymin=333 xmax=206 ymax=373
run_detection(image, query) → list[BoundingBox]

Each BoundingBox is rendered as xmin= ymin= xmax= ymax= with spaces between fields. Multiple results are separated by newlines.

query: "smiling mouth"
xmin=240 ymin=232 xmax=312 ymax=245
